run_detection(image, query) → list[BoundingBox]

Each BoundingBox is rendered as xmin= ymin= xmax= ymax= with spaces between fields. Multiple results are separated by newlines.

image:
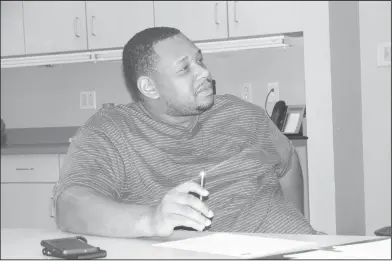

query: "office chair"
xmin=375 ymin=226 xmax=391 ymax=236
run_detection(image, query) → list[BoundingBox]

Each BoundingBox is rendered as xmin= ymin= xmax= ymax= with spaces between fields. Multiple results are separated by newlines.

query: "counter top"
xmin=1 ymin=143 xmax=70 ymax=155
xmin=285 ymin=134 xmax=308 ymax=140
xmin=1 ymin=228 xmax=385 ymax=259
xmin=1 ymin=126 xmax=77 ymax=155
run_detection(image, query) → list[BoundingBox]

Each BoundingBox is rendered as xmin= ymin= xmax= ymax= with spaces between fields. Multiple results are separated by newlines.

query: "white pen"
xmin=199 ymin=169 xmax=206 ymax=201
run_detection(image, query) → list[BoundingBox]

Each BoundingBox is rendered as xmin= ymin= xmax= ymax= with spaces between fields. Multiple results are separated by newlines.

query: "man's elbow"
xmin=55 ymin=187 xmax=87 ymax=233
xmin=55 ymin=190 xmax=74 ymax=232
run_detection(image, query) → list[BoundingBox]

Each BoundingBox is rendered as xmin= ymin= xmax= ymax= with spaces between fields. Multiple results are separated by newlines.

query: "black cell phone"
xmin=41 ymin=236 xmax=107 ymax=259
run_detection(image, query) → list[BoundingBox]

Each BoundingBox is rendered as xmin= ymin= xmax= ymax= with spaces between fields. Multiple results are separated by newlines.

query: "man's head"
xmin=122 ymin=27 xmax=214 ymax=116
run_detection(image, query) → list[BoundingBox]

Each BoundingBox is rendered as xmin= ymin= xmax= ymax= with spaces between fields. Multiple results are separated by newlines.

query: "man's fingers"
xmin=169 ymin=213 xmax=206 ymax=232
xmin=174 ymin=193 xmax=214 ymax=218
xmin=170 ymin=203 xmax=212 ymax=227
xmin=174 ymin=181 xmax=209 ymax=197
xmin=159 ymin=181 xmax=214 ymax=233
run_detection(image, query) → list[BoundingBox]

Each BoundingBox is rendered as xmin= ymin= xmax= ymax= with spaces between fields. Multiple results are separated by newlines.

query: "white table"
xmin=0 ymin=228 xmax=384 ymax=259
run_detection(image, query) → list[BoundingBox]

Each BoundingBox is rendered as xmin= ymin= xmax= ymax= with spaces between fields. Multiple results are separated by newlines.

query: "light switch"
xmin=377 ymin=42 xmax=391 ymax=67
xmin=80 ymin=91 xmax=96 ymax=109
xmin=241 ymin=83 xmax=253 ymax=103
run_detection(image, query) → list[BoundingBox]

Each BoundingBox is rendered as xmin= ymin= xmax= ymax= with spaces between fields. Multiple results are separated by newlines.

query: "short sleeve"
xmin=263 ymin=109 xmax=295 ymax=179
xmin=52 ymin=127 xmax=125 ymax=206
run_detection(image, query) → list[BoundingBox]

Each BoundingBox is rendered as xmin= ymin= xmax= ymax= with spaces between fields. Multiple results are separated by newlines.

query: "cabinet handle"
xmin=49 ymin=197 xmax=55 ymax=218
xmin=91 ymin=16 xmax=96 ymax=36
xmin=214 ymin=3 xmax=220 ymax=25
xmin=74 ymin=17 xmax=81 ymax=37
xmin=15 ymin=168 xmax=34 ymax=171
xmin=234 ymin=1 xmax=239 ymax=23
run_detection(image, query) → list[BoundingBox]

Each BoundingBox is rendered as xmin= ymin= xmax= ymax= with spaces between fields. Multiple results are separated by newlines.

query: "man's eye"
xmin=181 ymin=65 xmax=189 ymax=71
xmin=197 ymin=58 xmax=204 ymax=64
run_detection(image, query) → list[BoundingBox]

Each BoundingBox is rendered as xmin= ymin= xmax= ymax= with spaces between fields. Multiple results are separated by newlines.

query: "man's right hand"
xmin=149 ymin=181 xmax=214 ymax=237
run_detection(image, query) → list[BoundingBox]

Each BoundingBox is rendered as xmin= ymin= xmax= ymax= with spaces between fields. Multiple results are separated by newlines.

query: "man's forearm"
xmin=56 ymin=186 xmax=155 ymax=238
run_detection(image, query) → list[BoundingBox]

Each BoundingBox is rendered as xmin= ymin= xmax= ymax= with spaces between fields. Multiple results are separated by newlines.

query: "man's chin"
xmin=197 ymin=95 xmax=215 ymax=112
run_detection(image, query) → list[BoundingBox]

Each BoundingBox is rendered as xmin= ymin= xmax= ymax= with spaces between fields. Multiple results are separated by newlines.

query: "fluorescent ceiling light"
xmin=92 ymin=35 xmax=292 ymax=61
xmin=1 ymin=52 xmax=93 ymax=69
xmin=197 ymin=35 xmax=292 ymax=54
xmin=91 ymin=50 xmax=122 ymax=62
xmin=1 ymin=35 xmax=293 ymax=69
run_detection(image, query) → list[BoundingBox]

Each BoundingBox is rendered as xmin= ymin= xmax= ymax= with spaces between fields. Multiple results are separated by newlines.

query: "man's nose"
xmin=194 ymin=63 xmax=210 ymax=80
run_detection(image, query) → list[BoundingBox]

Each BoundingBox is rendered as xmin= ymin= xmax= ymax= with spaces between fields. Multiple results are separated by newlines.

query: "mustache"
xmin=196 ymin=79 xmax=213 ymax=93
xmin=197 ymin=77 xmax=213 ymax=88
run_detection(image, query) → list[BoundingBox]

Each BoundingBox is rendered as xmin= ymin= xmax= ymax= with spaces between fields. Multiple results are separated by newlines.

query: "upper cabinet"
xmin=85 ymin=1 xmax=154 ymax=50
xmin=227 ymin=1 xmax=303 ymax=38
xmin=154 ymin=1 xmax=228 ymax=41
xmin=1 ymin=1 xmax=305 ymax=59
xmin=23 ymin=1 xmax=88 ymax=55
xmin=1 ymin=1 xmax=25 ymax=57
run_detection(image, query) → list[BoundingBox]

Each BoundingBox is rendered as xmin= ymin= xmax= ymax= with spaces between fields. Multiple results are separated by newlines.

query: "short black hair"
xmin=122 ymin=27 xmax=181 ymax=101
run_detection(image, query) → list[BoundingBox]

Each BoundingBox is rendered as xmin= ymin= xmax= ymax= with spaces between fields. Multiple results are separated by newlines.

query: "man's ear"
xmin=137 ymin=76 xmax=160 ymax=99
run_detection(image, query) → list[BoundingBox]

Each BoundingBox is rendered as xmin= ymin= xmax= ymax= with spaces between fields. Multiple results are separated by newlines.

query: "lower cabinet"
xmin=1 ymin=183 xmax=57 ymax=229
xmin=1 ymin=154 xmax=60 ymax=229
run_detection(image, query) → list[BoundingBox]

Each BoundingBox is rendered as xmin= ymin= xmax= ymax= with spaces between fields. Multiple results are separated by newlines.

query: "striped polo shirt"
xmin=53 ymin=94 xmax=320 ymax=234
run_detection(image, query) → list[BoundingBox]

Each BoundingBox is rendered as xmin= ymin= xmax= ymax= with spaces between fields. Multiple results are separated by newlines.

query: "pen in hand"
xmin=199 ymin=169 xmax=206 ymax=201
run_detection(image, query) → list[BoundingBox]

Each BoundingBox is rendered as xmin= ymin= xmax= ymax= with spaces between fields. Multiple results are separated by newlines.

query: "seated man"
xmin=53 ymin=27 xmax=322 ymax=238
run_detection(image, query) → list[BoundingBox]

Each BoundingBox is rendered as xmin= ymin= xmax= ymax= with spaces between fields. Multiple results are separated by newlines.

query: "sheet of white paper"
xmin=333 ymin=238 xmax=391 ymax=259
xmin=285 ymin=250 xmax=360 ymax=259
xmin=152 ymin=233 xmax=319 ymax=259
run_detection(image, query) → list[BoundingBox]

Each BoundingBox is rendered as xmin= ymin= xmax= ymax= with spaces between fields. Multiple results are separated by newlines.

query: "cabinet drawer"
xmin=1 ymin=183 xmax=57 ymax=229
xmin=1 ymin=154 xmax=59 ymax=183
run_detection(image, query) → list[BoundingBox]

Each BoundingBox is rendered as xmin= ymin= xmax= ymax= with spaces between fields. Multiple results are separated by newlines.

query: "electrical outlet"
xmin=241 ymin=82 xmax=253 ymax=102
xmin=267 ymin=82 xmax=279 ymax=102
xmin=80 ymin=91 xmax=96 ymax=109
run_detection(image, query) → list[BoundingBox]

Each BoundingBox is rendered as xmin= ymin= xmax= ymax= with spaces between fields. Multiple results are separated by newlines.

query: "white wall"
xmin=302 ymin=1 xmax=337 ymax=235
xmin=329 ymin=1 xmax=366 ymax=236
xmin=359 ymin=1 xmax=391 ymax=236
xmin=0 ymin=38 xmax=305 ymax=128
xmin=206 ymin=37 xmax=305 ymax=112
xmin=302 ymin=1 xmax=391 ymax=236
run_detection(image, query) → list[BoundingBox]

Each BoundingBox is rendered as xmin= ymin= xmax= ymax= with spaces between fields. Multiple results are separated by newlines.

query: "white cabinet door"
xmin=86 ymin=1 xmax=154 ymax=50
xmin=23 ymin=1 xmax=88 ymax=55
xmin=1 ymin=183 xmax=57 ymax=229
xmin=154 ymin=1 xmax=228 ymax=41
xmin=227 ymin=1 xmax=303 ymax=38
xmin=1 ymin=154 xmax=59 ymax=183
xmin=1 ymin=1 xmax=25 ymax=57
